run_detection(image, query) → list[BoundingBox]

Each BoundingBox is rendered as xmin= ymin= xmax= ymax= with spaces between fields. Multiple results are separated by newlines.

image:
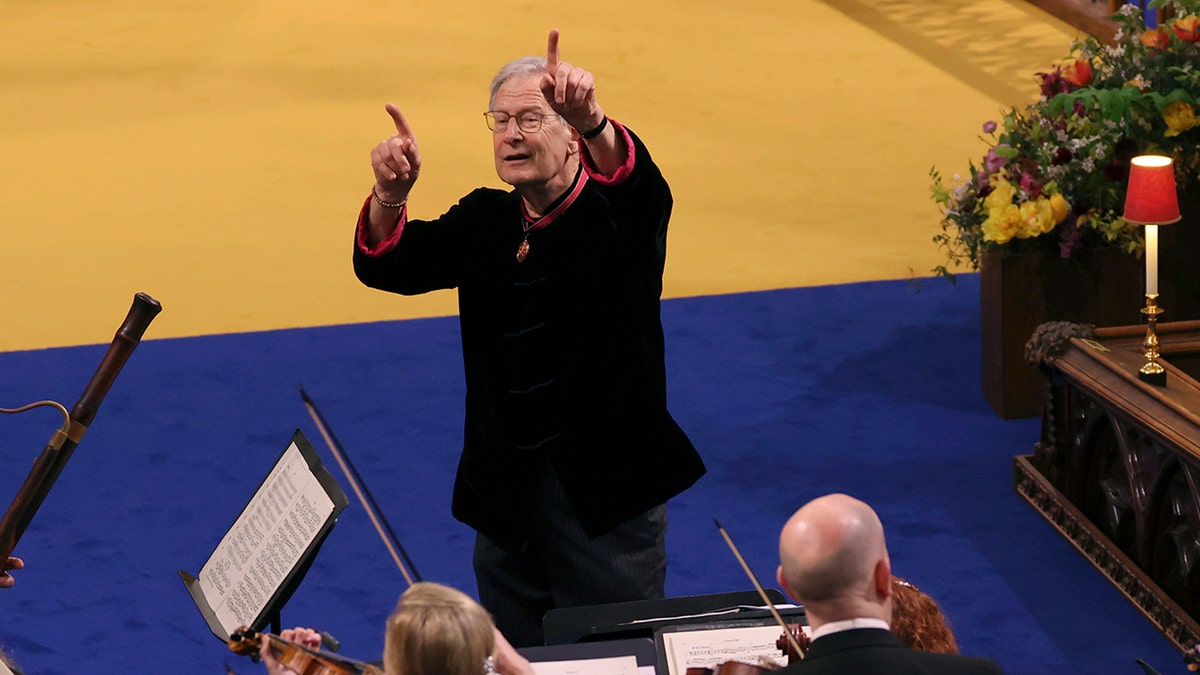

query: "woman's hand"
xmin=258 ymin=627 xmax=324 ymax=675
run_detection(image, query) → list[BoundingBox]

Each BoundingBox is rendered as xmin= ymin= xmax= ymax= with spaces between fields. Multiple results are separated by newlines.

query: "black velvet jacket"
xmin=354 ymin=124 xmax=705 ymax=544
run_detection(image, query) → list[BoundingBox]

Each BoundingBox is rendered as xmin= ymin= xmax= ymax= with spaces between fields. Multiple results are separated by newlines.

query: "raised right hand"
xmin=370 ymin=103 xmax=422 ymax=204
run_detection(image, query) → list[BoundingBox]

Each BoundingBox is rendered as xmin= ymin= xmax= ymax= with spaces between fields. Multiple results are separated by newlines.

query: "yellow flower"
xmin=1163 ymin=101 xmax=1199 ymax=137
xmin=1017 ymin=199 xmax=1057 ymax=238
xmin=984 ymin=175 xmax=1016 ymax=211
xmin=982 ymin=204 xmax=1020 ymax=244
xmin=980 ymin=176 xmax=1022 ymax=244
xmin=1049 ymin=192 xmax=1070 ymax=224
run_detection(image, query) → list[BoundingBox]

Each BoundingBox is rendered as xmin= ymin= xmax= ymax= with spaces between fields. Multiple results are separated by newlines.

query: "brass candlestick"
xmin=1139 ymin=293 xmax=1166 ymax=386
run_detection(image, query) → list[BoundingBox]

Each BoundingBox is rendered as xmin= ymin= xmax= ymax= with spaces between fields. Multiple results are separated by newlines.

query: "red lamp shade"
xmin=1124 ymin=155 xmax=1181 ymax=225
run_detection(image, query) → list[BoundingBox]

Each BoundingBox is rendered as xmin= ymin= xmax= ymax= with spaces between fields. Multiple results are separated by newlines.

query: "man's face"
xmin=491 ymin=74 xmax=577 ymax=192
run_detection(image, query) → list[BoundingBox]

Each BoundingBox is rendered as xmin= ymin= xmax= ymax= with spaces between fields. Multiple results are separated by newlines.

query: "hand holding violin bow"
xmin=229 ymin=625 xmax=382 ymax=675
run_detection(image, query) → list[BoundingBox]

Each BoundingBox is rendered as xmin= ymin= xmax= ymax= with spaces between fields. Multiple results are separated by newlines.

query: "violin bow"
xmin=714 ymin=519 xmax=806 ymax=659
xmin=299 ymin=386 xmax=421 ymax=586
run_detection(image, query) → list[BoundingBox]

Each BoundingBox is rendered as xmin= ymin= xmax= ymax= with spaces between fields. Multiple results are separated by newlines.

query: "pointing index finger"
xmin=385 ymin=103 xmax=414 ymax=138
xmin=546 ymin=29 xmax=560 ymax=72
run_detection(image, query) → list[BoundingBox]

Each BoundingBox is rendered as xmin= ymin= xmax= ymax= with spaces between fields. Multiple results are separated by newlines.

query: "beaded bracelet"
xmin=372 ymin=186 xmax=407 ymax=209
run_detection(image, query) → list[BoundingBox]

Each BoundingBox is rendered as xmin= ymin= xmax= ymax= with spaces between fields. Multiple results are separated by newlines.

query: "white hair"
xmin=489 ymin=56 xmax=546 ymax=108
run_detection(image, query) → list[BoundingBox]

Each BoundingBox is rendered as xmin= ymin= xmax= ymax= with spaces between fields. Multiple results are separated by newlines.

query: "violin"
xmin=227 ymin=626 xmax=383 ymax=675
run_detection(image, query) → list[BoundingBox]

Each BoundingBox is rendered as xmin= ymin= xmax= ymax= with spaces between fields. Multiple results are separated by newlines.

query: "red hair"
xmin=890 ymin=576 xmax=959 ymax=654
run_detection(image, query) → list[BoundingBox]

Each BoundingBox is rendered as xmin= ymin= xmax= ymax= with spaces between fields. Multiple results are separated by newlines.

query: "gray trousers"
xmin=473 ymin=460 xmax=667 ymax=647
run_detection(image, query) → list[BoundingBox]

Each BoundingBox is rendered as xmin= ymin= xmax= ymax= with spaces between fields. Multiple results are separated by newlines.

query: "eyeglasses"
xmin=484 ymin=110 xmax=555 ymax=134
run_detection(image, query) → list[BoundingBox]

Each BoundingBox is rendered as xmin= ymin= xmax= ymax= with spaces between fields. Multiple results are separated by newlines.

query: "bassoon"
xmin=0 ymin=292 xmax=162 ymax=563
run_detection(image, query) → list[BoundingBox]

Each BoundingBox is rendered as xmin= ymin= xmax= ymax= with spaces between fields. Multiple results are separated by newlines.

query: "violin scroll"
xmin=776 ymin=623 xmax=810 ymax=662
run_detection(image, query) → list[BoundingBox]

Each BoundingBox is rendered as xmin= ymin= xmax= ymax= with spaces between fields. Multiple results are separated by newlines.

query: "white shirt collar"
xmin=810 ymin=617 xmax=890 ymax=641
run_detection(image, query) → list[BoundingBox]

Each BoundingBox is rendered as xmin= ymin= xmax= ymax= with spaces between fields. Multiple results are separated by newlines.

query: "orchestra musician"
xmin=774 ymin=494 xmax=1003 ymax=673
xmin=259 ymin=582 xmax=535 ymax=675
xmin=890 ymin=575 xmax=959 ymax=654
xmin=353 ymin=28 xmax=704 ymax=645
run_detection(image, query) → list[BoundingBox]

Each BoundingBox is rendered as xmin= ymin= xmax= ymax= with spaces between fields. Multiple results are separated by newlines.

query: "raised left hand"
xmin=540 ymin=29 xmax=605 ymax=134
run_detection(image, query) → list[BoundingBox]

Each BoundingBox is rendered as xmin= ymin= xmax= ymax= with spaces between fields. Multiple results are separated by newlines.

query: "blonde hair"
xmin=383 ymin=582 xmax=495 ymax=675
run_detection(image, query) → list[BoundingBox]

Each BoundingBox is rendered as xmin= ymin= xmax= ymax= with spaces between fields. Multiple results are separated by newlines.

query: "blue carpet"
xmin=0 ymin=276 xmax=1184 ymax=674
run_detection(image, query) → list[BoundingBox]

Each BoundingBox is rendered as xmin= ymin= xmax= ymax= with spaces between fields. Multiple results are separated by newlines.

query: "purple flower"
xmin=1020 ymin=172 xmax=1043 ymax=199
xmin=982 ymin=120 xmax=998 ymax=134
xmin=1037 ymin=66 xmax=1078 ymax=98
xmin=1053 ymin=147 xmax=1073 ymax=165
xmin=984 ymin=146 xmax=1009 ymax=173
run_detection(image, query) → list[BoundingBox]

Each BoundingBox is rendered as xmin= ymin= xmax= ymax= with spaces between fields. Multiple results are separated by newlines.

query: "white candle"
xmin=1146 ymin=225 xmax=1159 ymax=296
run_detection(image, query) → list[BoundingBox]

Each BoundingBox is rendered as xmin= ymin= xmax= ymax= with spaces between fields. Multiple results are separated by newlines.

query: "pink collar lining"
xmin=520 ymin=169 xmax=590 ymax=232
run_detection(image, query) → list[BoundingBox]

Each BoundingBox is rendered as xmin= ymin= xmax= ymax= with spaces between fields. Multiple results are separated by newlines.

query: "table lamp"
xmin=1123 ymin=155 xmax=1181 ymax=386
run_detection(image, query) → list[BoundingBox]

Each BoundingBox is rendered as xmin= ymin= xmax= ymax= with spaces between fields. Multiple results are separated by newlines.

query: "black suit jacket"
xmin=777 ymin=628 xmax=1003 ymax=674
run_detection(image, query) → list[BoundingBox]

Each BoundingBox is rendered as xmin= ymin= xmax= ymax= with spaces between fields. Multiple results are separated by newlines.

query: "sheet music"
xmin=530 ymin=655 xmax=640 ymax=675
xmin=197 ymin=440 xmax=336 ymax=634
xmin=660 ymin=624 xmax=805 ymax=675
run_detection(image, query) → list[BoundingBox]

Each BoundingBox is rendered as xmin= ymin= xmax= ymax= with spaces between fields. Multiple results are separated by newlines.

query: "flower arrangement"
xmin=931 ymin=0 xmax=1200 ymax=280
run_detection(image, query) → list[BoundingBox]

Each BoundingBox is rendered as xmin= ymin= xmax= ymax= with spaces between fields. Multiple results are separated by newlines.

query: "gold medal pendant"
xmin=516 ymin=236 xmax=530 ymax=262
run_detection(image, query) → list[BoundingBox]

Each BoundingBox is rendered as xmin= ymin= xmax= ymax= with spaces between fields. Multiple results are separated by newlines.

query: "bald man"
xmin=774 ymin=494 xmax=1003 ymax=674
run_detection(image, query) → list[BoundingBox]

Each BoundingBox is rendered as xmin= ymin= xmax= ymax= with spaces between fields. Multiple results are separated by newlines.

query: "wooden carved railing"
xmin=1017 ymin=320 xmax=1200 ymax=651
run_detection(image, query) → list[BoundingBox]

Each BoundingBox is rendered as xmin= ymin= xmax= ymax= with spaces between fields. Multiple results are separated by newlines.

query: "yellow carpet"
xmin=0 ymin=0 xmax=1082 ymax=351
